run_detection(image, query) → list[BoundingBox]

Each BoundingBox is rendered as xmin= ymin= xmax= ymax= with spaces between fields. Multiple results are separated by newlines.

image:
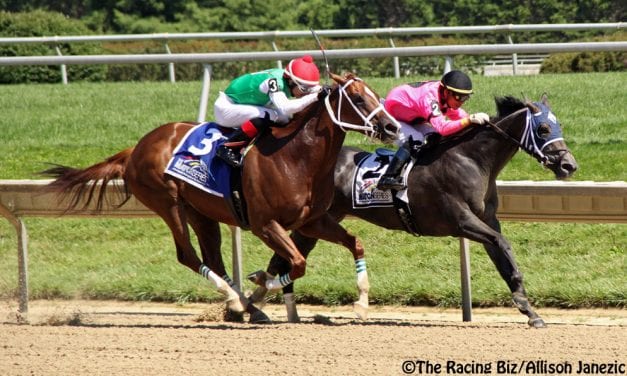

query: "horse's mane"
xmin=494 ymin=95 xmax=528 ymax=119
xmin=435 ymin=96 xmax=529 ymax=144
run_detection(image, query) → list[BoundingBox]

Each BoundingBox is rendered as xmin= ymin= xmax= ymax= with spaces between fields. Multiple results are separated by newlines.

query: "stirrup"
xmin=216 ymin=145 xmax=242 ymax=168
xmin=377 ymin=176 xmax=406 ymax=191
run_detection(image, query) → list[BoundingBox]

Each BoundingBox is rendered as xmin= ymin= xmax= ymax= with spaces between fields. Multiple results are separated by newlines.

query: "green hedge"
xmin=0 ymin=10 xmax=106 ymax=83
xmin=541 ymin=32 xmax=626 ymax=73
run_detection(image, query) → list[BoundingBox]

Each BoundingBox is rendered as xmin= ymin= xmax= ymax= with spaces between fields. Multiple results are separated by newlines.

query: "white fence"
xmin=0 ymin=23 xmax=624 ymax=81
xmin=2 ymin=179 xmax=626 ymax=322
xmin=483 ymin=54 xmax=548 ymax=76
xmin=2 ymin=40 xmax=626 ymax=123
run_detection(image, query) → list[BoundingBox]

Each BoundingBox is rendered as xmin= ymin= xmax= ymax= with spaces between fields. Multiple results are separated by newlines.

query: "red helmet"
xmin=285 ymin=55 xmax=320 ymax=88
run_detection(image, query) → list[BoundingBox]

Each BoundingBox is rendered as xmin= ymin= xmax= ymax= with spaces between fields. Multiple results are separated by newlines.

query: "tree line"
xmin=0 ymin=1 xmax=624 ymax=83
xmin=1 ymin=0 xmax=624 ymax=34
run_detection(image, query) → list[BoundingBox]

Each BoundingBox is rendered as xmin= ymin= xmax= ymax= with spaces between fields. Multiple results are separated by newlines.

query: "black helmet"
xmin=441 ymin=70 xmax=473 ymax=95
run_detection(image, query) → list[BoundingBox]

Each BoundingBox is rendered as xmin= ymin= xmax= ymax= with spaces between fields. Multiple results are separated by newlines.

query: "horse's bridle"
xmin=487 ymin=107 xmax=567 ymax=166
xmin=324 ymin=78 xmax=400 ymax=138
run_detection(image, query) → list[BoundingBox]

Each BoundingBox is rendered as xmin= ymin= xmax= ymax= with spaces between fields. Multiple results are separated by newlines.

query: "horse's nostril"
xmin=562 ymin=162 xmax=577 ymax=173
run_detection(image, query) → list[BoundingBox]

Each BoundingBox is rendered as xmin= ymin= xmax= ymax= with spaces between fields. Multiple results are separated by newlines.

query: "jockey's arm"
xmin=429 ymin=107 xmax=471 ymax=136
xmin=268 ymin=91 xmax=319 ymax=120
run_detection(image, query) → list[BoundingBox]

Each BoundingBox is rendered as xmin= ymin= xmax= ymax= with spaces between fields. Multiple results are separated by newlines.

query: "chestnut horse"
xmin=43 ymin=72 xmax=400 ymax=323
xmin=251 ymin=95 xmax=578 ymax=327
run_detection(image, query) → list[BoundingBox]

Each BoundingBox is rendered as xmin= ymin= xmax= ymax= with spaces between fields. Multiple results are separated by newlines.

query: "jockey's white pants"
xmin=213 ymin=92 xmax=280 ymax=128
xmin=396 ymin=121 xmax=438 ymax=147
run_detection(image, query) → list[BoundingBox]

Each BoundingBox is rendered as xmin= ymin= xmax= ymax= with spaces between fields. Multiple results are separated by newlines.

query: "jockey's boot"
xmin=216 ymin=115 xmax=274 ymax=168
xmin=216 ymin=128 xmax=250 ymax=168
xmin=376 ymin=141 xmax=412 ymax=191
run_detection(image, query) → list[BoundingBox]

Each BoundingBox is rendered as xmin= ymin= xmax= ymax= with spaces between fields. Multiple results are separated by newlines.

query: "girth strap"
xmin=392 ymin=194 xmax=421 ymax=236
xmin=227 ymin=168 xmax=250 ymax=230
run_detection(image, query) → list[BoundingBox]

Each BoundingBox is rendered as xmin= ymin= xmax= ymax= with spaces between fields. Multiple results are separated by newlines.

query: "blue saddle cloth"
xmin=164 ymin=122 xmax=232 ymax=198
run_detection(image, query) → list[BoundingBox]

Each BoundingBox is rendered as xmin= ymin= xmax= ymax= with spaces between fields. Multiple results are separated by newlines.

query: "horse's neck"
xmin=312 ymin=102 xmax=348 ymax=174
xmin=277 ymin=99 xmax=346 ymax=175
xmin=451 ymin=110 xmax=527 ymax=178
xmin=496 ymin=108 xmax=529 ymax=141
xmin=480 ymin=109 xmax=529 ymax=176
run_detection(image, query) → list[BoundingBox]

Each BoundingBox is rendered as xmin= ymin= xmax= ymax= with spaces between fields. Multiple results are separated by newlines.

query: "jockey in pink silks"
xmin=377 ymin=70 xmax=490 ymax=190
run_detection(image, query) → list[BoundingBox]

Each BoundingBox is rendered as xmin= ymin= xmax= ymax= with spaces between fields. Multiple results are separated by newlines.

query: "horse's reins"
xmin=324 ymin=79 xmax=400 ymax=138
xmin=310 ymin=29 xmax=400 ymax=140
xmin=310 ymin=29 xmax=331 ymax=85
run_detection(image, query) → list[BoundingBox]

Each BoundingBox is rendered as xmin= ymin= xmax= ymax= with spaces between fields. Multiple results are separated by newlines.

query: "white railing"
xmin=2 ymin=41 xmax=626 ymax=122
xmin=2 ymin=23 xmax=623 ymax=45
xmin=1 ymin=23 xmax=624 ymax=81
xmin=2 ymin=179 xmax=626 ymax=322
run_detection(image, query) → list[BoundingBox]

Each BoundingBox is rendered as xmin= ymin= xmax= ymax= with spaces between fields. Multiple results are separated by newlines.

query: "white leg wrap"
xmin=199 ymin=264 xmax=243 ymax=312
xmin=265 ymin=273 xmax=292 ymax=290
xmin=200 ymin=264 xmax=224 ymax=288
xmin=355 ymin=259 xmax=370 ymax=294
xmin=354 ymin=259 xmax=370 ymax=320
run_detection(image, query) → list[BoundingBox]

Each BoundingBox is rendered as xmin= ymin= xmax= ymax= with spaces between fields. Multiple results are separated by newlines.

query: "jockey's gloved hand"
xmin=469 ymin=112 xmax=490 ymax=125
xmin=318 ymin=85 xmax=332 ymax=100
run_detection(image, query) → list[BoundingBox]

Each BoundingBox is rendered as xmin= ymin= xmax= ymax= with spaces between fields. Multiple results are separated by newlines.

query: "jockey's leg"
xmin=376 ymin=140 xmax=412 ymax=191
xmin=216 ymin=114 xmax=273 ymax=168
xmin=378 ymin=124 xmax=436 ymax=191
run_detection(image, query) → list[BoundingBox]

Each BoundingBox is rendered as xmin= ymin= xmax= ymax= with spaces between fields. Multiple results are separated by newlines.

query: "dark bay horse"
xmin=43 ymin=72 xmax=400 ymax=323
xmin=252 ymin=95 xmax=578 ymax=327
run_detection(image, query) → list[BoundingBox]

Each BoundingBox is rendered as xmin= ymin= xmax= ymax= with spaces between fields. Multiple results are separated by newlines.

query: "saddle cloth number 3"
xmin=188 ymin=128 xmax=223 ymax=155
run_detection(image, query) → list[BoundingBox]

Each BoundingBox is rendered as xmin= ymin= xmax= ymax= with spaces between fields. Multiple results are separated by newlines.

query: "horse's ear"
xmin=540 ymin=92 xmax=550 ymax=107
xmin=330 ymin=72 xmax=345 ymax=85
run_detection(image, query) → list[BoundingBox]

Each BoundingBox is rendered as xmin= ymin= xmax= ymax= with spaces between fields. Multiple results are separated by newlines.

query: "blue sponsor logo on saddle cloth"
xmin=164 ymin=122 xmax=231 ymax=198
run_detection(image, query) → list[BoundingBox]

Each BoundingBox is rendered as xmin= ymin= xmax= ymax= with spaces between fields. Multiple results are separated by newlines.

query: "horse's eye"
xmin=351 ymin=95 xmax=365 ymax=105
xmin=537 ymin=123 xmax=551 ymax=138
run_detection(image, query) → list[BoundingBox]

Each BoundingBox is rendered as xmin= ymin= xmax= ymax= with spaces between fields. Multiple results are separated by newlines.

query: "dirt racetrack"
xmin=1 ymin=300 xmax=625 ymax=376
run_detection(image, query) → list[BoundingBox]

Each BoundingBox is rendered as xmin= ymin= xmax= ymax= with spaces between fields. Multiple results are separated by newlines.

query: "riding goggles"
xmin=452 ymin=92 xmax=470 ymax=102
xmin=292 ymin=81 xmax=321 ymax=94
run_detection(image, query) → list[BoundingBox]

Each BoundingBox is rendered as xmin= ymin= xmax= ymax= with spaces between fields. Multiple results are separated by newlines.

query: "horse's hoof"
xmin=287 ymin=311 xmax=301 ymax=323
xmin=225 ymin=296 xmax=245 ymax=314
xmin=246 ymin=270 xmax=272 ymax=287
xmin=248 ymin=286 xmax=269 ymax=304
xmin=284 ymin=293 xmax=300 ymax=323
xmin=528 ymin=317 xmax=546 ymax=328
xmin=353 ymin=302 xmax=368 ymax=320
xmin=249 ymin=309 xmax=272 ymax=324
xmin=224 ymin=309 xmax=245 ymax=323
xmin=286 ymin=299 xmax=300 ymax=323
xmin=246 ymin=302 xmax=272 ymax=324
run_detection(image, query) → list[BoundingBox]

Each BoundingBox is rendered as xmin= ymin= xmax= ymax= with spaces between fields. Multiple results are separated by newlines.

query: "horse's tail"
xmin=41 ymin=147 xmax=135 ymax=212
